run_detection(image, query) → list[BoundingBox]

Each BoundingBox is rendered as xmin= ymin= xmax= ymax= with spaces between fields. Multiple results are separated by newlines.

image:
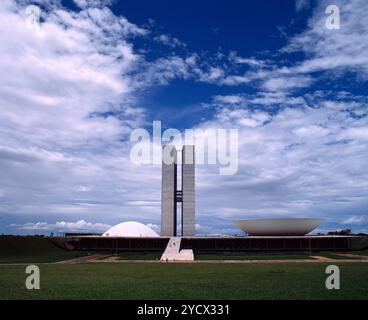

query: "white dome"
xmin=102 ymin=221 xmax=159 ymax=238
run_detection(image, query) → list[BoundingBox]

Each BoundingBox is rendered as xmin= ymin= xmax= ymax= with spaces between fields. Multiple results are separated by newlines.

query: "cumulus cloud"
xmin=193 ymin=92 xmax=368 ymax=229
xmin=210 ymin=0 xmax=368 ymax=94
xmin=2 ymin=0 xmax=368 ymax=235
xmin=10 ymin=220 xmax=112 ymax=232
xmin=284 ymin=0 xmax=368 ymax=78
xmin=0 ymin=1 xmax=145 ymax=146
xmin=0 ymin=0 xmax=162 ymax=227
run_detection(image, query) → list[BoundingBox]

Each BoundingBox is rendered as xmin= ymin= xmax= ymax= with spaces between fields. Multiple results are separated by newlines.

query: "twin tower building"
xmin=161 ymin=145 xmax=195 ymax=237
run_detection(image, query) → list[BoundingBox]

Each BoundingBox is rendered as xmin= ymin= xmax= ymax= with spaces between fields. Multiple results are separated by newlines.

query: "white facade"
xmin=181 ymin=145 xmax=195 ymax=236
xmin=233 ymin=218 xmax=323 ymax=236
xmin=160 ymin=237 xmax=194 ymax=261
xmin=161 ymin=145 xmax=196 ymax=237
xmin=161 ymin=145 xmax=177 ymax=236
xmin=102 ymin=221 xmax=159 ymax=238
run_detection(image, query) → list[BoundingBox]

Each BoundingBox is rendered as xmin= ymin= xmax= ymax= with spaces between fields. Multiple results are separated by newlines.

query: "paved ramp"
xmin=333 ymin=253 xmax=368 ymax=260
xmin=55 ymin=254 xmax=110 ymax=264
xmin=161 ymin=237 xmax=194 ymax=261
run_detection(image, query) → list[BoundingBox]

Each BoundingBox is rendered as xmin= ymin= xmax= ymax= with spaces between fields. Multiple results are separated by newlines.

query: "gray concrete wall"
xmin=161 ymin=145 xmax=177 ymax=236
xmin=182 ymin=145 xmax=195 ymax=236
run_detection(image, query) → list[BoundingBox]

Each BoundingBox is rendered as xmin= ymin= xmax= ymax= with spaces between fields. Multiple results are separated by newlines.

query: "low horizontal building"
xmin=64 ymin=235 xmax=360 ymax=252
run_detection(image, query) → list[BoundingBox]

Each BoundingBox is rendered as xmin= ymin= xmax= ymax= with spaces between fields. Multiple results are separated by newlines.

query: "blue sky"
xmin=0 ymin=0 xmax=368 ymax=235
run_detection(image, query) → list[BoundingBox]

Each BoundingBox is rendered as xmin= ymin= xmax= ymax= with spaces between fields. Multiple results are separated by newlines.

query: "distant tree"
xmin=357 ymin=232 xmax=368 ymax=237
xmin=327 ymin=229 xmax=352 ymax=236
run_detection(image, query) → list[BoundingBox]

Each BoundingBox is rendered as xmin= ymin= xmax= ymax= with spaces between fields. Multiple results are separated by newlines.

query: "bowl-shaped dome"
xmin=102 ymin=221 xmax=159 ymax=237
xmin=233 ymin=218 xmax=323 ymax=236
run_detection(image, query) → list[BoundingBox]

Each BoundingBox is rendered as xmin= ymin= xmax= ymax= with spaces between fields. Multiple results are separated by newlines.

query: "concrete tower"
xmin=161 ymin=145 xmax=195 ymax=237
xmin=161 ymin=145 xmax=177 ymax=236
xmin=181 ymin=145 xmax=195 ymax=236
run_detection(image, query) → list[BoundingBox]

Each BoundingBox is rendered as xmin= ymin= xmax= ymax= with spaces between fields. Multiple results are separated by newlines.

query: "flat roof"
xmin=64 ymin=235 xmax=361 ymax=239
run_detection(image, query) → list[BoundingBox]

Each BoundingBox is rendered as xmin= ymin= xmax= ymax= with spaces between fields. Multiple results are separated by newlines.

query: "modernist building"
xmin=233 ymin=218 xmax=324 ymax=236
xmin=102 ymin=222 xmax=159 ymax=238
xmin=62 ymin=145 xmax=361 ymax=254
xmin=161 ymin=145 xmax=195 ymax=237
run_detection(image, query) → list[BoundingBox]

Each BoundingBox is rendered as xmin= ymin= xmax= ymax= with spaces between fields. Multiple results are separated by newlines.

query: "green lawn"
xmin=318 ymin=252 xmax=359 ymax=260
xmin=0 ymin=236 xmax=89 ymax=264
xmin=118 ymin=252 xmax=162 ymax=260
xmin=195 ymin=251 xmax=314 ymax=260
xmin=0 ymin=263 xmax=367 ymax=299
xmin=352 ymin=249 xmax=368 ymax=256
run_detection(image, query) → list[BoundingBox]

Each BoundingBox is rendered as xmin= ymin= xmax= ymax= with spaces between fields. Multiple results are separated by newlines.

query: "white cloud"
xmin=295 ymin=0 xmax=309 ymax=12
xmin=193 ymin=93 xmax=368 ymax=226
xmin=342 ymin=216 xmax=368 ymax=225
xmin=262 ymin=75 xmax=313 ymax=92
xmin=214 ymin=0 xmax=368 ymax=94
xmin=284 ymin=0 xmax=368 ymax=78
xmin=213 ymin=95 xmax=245 ymax=105
xmin=135 ymin=56 xmax=192 ymax=86
xmin=146 ymin=223 xmax=160 ymax=232
xmin=154 ymin=34 xmax=186 ymax=48
xmin=249 ymin=92 xmax=306 ymax=106
xmin=293 ymin=125 xmax=329 ymax=138
xmin=229 ymin=52 xmax=266 ymax=67
xmin=73 ymin=0 xmax=113 ymax=9
xmin=342 ymin=127 xmax=368 ymax=140
xmin=199 ymin=67 xmax=225 ymax=83
xmin=0 ymin=1 xmax=145 ymax=147
xmin=2 ymin=0 xmax=368 ymax=236
xmin=0 ymin=1 xmax=163 ymax=227
xmin=10 ymin=220 xmax=112 ymax=232
xmin=220 ymin=75 xmax=251 ymax=86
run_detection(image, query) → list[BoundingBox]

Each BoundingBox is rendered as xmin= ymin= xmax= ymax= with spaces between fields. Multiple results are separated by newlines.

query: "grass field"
xmin=1 ymin=236 xmax=368 ymax=299
xmin=119 ymin=250 xmax=365 ymax=261
xmin=351 ymin=249 xmax=368 ymax=256
xmin=0 ymin=262 xmax=367 ymax=300
xmin=195 ymin=251 xmax=314 ymax=260
xmin=195 ymin=251 xmax=367 ymax=260
xmin=1 ymin=236 xmax=367 ymax=263
xmin=116 ymin=251 xmax=314 ymax=261
xmin=118 ymin=252 xmax=162 ymax=260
